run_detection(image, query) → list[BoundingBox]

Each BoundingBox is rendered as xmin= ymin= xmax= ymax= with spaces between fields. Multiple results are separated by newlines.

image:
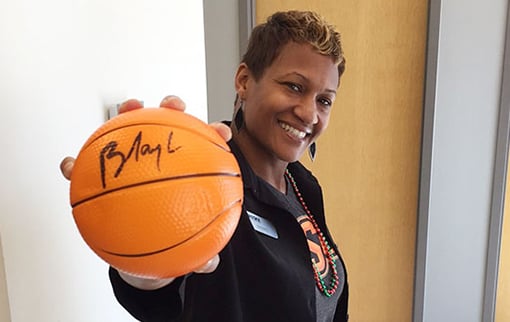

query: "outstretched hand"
xmin=60 ymin=95 xmax=227 ymax=289
xmin=60 ymin=95 xmax=231 ymax=179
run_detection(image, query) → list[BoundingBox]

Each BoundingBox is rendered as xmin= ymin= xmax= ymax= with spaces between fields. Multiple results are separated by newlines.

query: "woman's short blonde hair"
xmin=242 ymin=10 xmax=346 ymax=83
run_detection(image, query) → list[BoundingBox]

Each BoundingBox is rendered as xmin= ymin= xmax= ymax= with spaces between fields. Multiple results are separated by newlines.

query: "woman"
xmin=61 ymin=10 xmax=348 ymax=322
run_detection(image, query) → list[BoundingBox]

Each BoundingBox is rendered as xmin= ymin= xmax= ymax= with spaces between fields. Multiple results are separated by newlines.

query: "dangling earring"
xmin=234 ymin=100 xmax=245 ymax=132
xmin=308 ymin=142 xmax=317 ymax=162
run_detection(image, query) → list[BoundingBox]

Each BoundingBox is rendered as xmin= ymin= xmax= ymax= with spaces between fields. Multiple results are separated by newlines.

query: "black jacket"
xmin=109 ymin=140 xmax=349 ymax=321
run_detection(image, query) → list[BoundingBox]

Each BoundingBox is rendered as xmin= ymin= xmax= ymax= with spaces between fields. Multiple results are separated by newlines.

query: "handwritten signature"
xmin=99 ymin=130 xmax=182 ymax=188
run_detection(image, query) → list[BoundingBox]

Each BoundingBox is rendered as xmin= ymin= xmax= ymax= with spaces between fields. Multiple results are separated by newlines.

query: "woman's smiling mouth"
xmin=278 ymin=121 xmax=309 ymax=139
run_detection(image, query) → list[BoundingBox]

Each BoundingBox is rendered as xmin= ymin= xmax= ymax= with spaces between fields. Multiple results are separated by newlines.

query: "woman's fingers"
xmin=209 ymin=122 xmax=232 ymax=142
xmin=159 ymin=95 xmax=186 ymax=111
xmin=117 ymin=96 xmax=185 ymax=115
xmin=159 ymin=96 xmax=230 ymax=141
xmin=60 ymin=156 xmax=75 ymax=180
xmin=118 ymin=99 xmax=144 ymax=114
xmin=118 ymin=270 xmax=176 ymax=291
xmin=117 ymin=95 xmax=186 ymax=114
xmin=194 ymin=254 xmax=220 ymax=274
xmin=63 ymin=96 xmax=227 ymax=182
xmin=118 ymin=254 xmax=219 ymax=291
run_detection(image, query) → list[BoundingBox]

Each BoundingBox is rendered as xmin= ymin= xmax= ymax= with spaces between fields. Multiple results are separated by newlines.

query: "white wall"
xmin=0 ymin=1 xmax=207 ymax=321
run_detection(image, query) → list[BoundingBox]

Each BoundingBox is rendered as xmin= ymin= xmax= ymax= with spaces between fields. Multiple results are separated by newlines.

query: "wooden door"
xmin=255 ymin=1 xmax=428 ymax=321
xmin=496 ymin=156 xmax=510 ymax=321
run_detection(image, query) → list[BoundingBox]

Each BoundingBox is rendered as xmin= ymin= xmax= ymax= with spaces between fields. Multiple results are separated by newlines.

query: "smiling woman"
xmin=233 ymin=41 xmax=341 ymax=189
xmin=254 ymin=1 xmax=428 ymax=321
xmin=104 ymin=10 xmax=350 ymax=322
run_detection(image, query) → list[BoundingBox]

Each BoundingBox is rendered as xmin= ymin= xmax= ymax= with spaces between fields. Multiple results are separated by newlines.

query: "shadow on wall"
xmin=0 ymin=235 xmax=11 ymax=322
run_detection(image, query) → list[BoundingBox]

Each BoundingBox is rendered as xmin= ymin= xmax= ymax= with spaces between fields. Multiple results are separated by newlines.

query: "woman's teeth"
xmin=279 ymin=122 xmax=307 ymax=139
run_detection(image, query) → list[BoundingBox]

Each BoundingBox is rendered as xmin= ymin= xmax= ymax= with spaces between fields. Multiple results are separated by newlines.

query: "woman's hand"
xmin=60 ymin=95 xmax=228 ymax=290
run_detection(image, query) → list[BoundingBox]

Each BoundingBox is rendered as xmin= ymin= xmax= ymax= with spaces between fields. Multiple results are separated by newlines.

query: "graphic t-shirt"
xmin=266 ymin=178 xmax=345 ymax=322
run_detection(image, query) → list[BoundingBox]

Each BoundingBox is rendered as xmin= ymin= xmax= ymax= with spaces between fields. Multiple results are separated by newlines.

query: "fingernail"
xmin=161 ymin=95 xmax=175 ymax=104
xmin=61 ymin=159 xmax=74 ymax=178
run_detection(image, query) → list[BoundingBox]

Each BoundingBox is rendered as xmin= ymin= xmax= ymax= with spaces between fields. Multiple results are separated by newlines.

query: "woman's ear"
xmin=234 ymin=63 xmax=250 ymax=99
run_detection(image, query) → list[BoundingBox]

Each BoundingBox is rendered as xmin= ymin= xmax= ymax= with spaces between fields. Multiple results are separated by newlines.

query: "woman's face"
xmin=235 ymin=42 xmax=339 ymax=164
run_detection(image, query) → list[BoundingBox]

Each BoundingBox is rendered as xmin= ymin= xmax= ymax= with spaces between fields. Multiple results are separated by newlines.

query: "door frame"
xmin=481 ymin=3 xmax=510 ymax=321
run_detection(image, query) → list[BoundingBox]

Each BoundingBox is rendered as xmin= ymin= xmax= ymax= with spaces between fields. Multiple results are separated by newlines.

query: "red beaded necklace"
xmin=285 ymin=169 xmax=339 ymax=297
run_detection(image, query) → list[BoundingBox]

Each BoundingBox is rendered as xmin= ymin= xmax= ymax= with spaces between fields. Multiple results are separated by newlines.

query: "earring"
xmin=234 ymin=100 xmax=245 ymax=132
xmin=308 ymin=142 xmax=317 ymax=162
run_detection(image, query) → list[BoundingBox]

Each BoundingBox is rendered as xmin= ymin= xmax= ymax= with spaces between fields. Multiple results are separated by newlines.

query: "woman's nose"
xmin=295 ymin=97 xmax=318 ymax=125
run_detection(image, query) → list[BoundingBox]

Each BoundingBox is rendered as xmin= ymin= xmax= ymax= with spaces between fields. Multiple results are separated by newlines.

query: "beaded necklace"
xmin=285 ymin=169 xmax=339 ymax=297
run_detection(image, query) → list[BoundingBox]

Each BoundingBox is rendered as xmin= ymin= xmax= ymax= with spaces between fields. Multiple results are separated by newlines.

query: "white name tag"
xmin=247 ymin=210 xmax=278 ymax=239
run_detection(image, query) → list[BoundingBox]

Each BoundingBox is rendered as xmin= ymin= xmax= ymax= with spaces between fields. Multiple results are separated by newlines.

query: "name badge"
xmin=247 ymin=211 xmax=278 ymax=239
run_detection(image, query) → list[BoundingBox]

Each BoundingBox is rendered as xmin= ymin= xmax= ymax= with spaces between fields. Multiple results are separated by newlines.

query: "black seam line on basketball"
xmin=71 ymin=172 xmax=241 ymax=208
xmin=98 ymin=198 xmax=243 ymax=258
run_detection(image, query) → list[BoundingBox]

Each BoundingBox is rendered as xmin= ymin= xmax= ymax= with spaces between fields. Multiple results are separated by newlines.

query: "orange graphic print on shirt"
xmin=296 ymin=215 xmax=338 ymax=278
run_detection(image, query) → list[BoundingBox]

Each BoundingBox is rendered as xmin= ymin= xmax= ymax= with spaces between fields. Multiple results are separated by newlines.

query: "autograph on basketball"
xmin=99 ymin=130 xmax=182 ymax=188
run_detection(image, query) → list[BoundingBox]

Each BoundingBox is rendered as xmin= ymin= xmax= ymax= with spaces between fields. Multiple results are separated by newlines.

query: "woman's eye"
xmin=286 ymin=82 xmax=301 ymax=92
xmin=318 ymin=97 xmax=332 ymax=107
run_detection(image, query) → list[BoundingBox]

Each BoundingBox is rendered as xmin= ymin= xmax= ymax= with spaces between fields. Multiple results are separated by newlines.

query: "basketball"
xmin=69 ymin=107 xmax=243 ymax=278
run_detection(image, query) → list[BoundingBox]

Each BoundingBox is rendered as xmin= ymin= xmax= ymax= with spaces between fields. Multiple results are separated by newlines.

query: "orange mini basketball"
xmin=70 ymin=107 xmax=243 ymax=278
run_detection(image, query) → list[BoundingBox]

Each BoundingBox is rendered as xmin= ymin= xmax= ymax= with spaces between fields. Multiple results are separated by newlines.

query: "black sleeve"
xmin=109 ymin=267 xmax=185 ymax=322
xmin=333 ymin=281 xmax=349 ymax=322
